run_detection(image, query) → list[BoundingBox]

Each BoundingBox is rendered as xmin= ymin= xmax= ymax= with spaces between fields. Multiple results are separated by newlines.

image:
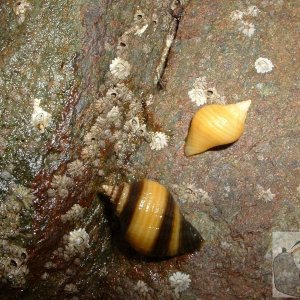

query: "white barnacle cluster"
xmin=254 ymin=57 xmax=274 ymax=74
xmin=49 ymin=174 xmax=74 ymax=199
xmin=0 ymin=184 xmax=33 ymax=287
xmin=188 ymin=77 xmax=225 ymax=106
xmin=31 ymin=98 xmax=52 ymax=133
xmin=110 ymin=57 xmax=131 ymax=80
xmin=0 ymin=184 xmax=34 ymax=238
xmin=13 ymin=0 xmax=32 ymax=24
xmin=230 ymin=6 xmax=260 ymax=37
xmin=124 ymin=116 xmax=147 ymax=138
xmin=169 ymin=271 xmax=191 ymax=298
xmin=149 ymin=132 xmax=169 ymax=151
xmin=257 ymin=185 xmax=275 ymax=203
xmin=62 ymin=228 xmax=90 ymax=261
xmin=81 ymin=82 xmax=151 ymax=174
xmin=61 ymin=204 xmax=85 ymax=223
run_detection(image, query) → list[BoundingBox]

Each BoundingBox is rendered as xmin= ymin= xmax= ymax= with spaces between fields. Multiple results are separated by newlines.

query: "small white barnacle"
xmin=51 ymin=174 xmax=74 ymax=190
xmin=134 ymin=280 xmax=149 ymax=296
xmin=61 ymin=204 xmax=85 ymax=223
xmin=257 ymin=185 xmax=275 ymax=202
xmin=95 ymin=98 xmax=105 ymax=113
xmin=238 ymin=21 xmax=255 ymax=37
xmin=137 ymin=124 xmax=147 ymax=137
xmin=41 ymin=272 xmax=49 ymax=280
xmin=149 ymin=132 xmax=169 ymax=151
xmin=95 ymin=116 xmax=106 ymax=126
xmin=188 ymin=88 xmax=207 ymax=106
xmin=107 ymin=106 xmax=120 ymax=119
xmin=169 ymin=271 xmax=191 ymax=298
xmin=255 ymin=57 xmax=274 ymax=74
xmin=230 ymin=10 xmax=244 ymax=21
xmin=109 ymin=57 xmax=131 ymax=80
xmin=63 ymin=228 xmax=90 ymax=260
xmin=67 ymin=159 xmax=84 ymax=177
xmin=64 ymin=283 xmax=78 ymax=294
xmin=31 ymin=98 xmax=52 ymax=133
xmin=81 ymin=144 xmax=99 ymax=160
xmin=83 ymin=132 xmax=97 ymax=146
xmin=12 ymin=184 xmax=35 ymax=210
xmin=129 ymin=117 xmax=140 ymax=132
xmin=193 ymin=76 xmax=207 ymax=90
xmin=246 ymin=5 xmax=260 ymax=17
xmin=13 ymin=0 xmax=32 ymax=24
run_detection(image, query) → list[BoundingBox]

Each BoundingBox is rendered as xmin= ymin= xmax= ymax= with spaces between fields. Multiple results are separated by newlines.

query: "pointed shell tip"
xmin=237 ymin=100 xmax=252 ymax=112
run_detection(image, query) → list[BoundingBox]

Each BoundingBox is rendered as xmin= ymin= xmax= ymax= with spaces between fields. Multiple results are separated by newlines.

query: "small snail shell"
xmin=184 ymin=100 xmax=251 ymax=156
xmin=102 ymin=179 xmax=203 ymax=257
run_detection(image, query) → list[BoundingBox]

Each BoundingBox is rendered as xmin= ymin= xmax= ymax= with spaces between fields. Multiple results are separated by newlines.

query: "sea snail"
xmin=184 ymin=100 xmax=251 ymax=156
xmin=102 ymin=179 xmax=203 ymax=257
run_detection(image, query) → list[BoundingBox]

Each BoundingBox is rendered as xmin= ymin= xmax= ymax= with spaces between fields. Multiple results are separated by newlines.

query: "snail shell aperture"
xmin=102 ymin=179 xmax=203 ymax=257
xmin=184 ymin=100 xmax=251 ymax=156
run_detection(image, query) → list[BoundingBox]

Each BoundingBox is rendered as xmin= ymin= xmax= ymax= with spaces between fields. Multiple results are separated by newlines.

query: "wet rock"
xmin=0 ymin=0 xmax=299 ymax=299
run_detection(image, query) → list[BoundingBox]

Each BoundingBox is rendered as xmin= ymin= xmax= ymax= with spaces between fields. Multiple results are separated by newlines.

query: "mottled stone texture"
xmin=0 ymin=0 xmax=299 ymax=299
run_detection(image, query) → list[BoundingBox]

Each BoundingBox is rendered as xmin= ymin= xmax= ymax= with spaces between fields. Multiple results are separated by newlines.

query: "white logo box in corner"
xmin=273 ymin=232 xmax=300 ymax=298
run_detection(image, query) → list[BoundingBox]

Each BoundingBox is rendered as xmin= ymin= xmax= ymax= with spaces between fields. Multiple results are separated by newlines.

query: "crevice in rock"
xmin=155 ymin=1 xmax=185 ymax=90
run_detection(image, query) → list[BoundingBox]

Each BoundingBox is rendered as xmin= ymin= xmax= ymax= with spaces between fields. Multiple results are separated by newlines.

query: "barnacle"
xmin=31 ymin=99 xmax=52 ymax=133
xmin=51 ymin=174 xmax=74 ymax=190
xmin=169 ymin=272 xmax=191 ymax=297
xmin=13 ymin=0 xmax=32 ymax=24
xmin=238 ymin=21 xmax=255 ymax=37
xmin=246 ymin=5 xmax=260 ymax=17
xmin=257 ymin=185 xmax=275 ymax=202
xmin=188 ymin=88 xmax=207 ymax=106
xmin=230 ymin=10 xmax=244 ymax=21
xmin=67 ymin=160 xmax=84 ymax=177
xmin=107 ymin=106 xmax=120 ymax=119
xmin=63 ymin=228 xmax=90 ymax=260
xmin=255 ymin=57 xmax=274 ymax=73
xmin=61 ymin=204 xmax=85 ymax=223
xmin=149 ymin=132 xmax=169 ymax=151
xmin=14 ymin=185 xmax=35 ymax=209
xmin=134 ymin=280 xmax=150 ymax=296
xmin=64 ymin=283 xmax=78 ymax=294
xmin=109 ymin=57 xmax=131 ymax=80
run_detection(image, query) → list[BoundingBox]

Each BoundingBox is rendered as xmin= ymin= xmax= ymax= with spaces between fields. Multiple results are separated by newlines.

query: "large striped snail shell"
xmin=102 ymin=179 xmax=203 ymax=257
xmin=184 ymin=100 xmax=251 ymax=156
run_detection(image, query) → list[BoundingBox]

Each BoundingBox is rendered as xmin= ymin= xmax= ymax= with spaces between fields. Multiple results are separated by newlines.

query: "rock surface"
xmin=0 ymin=0 xmax=299 ymax=299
